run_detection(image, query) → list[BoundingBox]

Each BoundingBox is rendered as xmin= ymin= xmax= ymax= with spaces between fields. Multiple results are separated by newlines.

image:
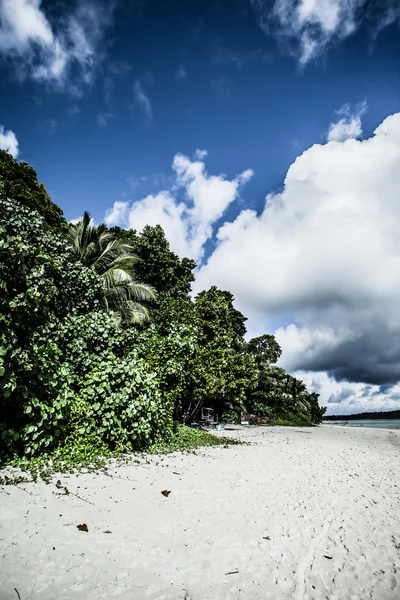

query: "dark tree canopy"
xmin=247 ymin=334 xmax=282 ymax=365
xmin=0 ymin=150 xmax=66 ymax=230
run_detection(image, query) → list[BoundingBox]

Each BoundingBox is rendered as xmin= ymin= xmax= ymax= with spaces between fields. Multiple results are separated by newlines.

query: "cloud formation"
xmin=104 ymin=200 xmax=128 ymax=226
xmin=104 ymin=152 xmax=253 ymax=262
xmin=296 ymin=371 xmax=400 ymax=414
xmin=251 ymin=0 xmax=400 ymax=64
xmin=195 ymin=112 xmax=400 ymax=388
xmin=0 ymin=125 xmax=19 ymax=157
xmin=327 ymin=101 xmax=367 ymax=142
xmin=0 ymin=0 xmax=116 ymax=91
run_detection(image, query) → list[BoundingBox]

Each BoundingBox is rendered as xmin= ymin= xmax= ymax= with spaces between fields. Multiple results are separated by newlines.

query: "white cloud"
xmin=133 ymin=80 xmax=153 ymax=121
xmin=0 ymin=124 xmax=19 ymax=157
xmin=294 ymin=371 xmax=400 ymax=415
xmin=251 ymin=0 xmax=400 ymax=64
xmin=194 ymin=149 xmax=208 ymax=160
xmin=195 ymin=112 xmax=400 ymax=391
xmin=69 ymin=215 xmax=95 ymax=225
xmin=0 ymin=0 xmax=115 ymax=91
xmin=128 ymin=191 xmax=192 ymax=258
xmin=104 ymin=152 xmax=254 ymax=262
xmin=104 ymin=200 xmax=128 ymax=226
xmin=327 ymin=101 xmax=367 ymax=142
xmin=327 ymin=116 xmax=362 ymax=142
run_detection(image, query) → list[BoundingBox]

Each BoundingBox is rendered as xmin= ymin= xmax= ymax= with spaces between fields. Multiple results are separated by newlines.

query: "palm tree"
xmin=287 ymin=377 xmax=310 ymax=413
xmin=68 ymin=211 xmax=156 ymax=324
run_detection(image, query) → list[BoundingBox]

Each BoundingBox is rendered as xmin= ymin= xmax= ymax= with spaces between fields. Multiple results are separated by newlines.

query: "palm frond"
xmin=68 ymin=212 xmax=157 ymax=324
xmin=116 ymin=301 xmax=151 ymax=325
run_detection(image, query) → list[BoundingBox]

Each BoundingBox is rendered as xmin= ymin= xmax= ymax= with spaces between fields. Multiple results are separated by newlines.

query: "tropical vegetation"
xmin=68 ymin=211 xmax=156 ymax=324
xmin=0 ymin=150 xmax=326 ymax=477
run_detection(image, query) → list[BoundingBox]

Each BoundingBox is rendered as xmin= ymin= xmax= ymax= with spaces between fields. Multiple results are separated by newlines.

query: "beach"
xmin=1 ymin=425 xmax=399 ymax=600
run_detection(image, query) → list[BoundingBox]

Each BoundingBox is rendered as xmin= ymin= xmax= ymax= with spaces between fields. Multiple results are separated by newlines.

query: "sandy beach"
xmin=1 ymin=425 xmax=399 ymax=600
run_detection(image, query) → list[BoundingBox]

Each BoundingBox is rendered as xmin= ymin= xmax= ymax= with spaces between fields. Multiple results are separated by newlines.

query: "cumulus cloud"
xmin=0 ymin=125 xmax=19 ymax=157
xmin=195 ymin=112 xmax=400 ymax=388
xmin=104 ymin=200 xmax=129 ymax=226
xmin=133 ymin=80 xmax=153 ymax=121
xmin=0 ymin=0 xmax=116 ymax=91
xmin=327 ymin=101 xmax=367 ymax=142
xmin=296 ymin=371 xmax=400 ymax=414
xmin=251 ymin=0 xmax=400 ymax=64
xmin=327 ymin=387 xmax=354 ymax=404
xmin=104 ymin=152 xmax=254 ymax=262
xmin=194 ymin=149 xmax=208 ymax=160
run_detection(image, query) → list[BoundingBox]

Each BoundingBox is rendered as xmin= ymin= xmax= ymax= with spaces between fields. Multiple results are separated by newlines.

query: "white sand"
xmin=1 ymin=425 xmax=400 ymax=600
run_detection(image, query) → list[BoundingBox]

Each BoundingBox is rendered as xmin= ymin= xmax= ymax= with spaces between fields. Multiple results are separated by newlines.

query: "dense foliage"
xmin=0 ymin=150 xmax=66 ymax=230
xmin=69 ymin=212 xmax=156 ymax=324
xmin=0 ymin=152 xmax=326 ymax=472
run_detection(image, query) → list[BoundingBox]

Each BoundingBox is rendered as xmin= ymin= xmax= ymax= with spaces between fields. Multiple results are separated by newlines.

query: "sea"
xmin=325 ymin=419 xmax=400 ymax=430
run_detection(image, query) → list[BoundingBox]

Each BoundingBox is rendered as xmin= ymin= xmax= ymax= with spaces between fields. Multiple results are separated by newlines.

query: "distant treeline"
xmin=324 ymin=410 xmax=400 ymax=421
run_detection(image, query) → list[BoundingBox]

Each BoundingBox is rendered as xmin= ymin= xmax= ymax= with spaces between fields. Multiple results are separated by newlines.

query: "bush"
xmin=1 ymin=311 xmax=173 ymax=459
xmin=148 ymin=425 xmax=239 ymax=453
xmin=270 ymin=413 xmax=314 ymax=427
xmin=220 ymin=410 xmax=240 ymax=424
xmin=0 ymin=200 xmax=103 ymax=458
xmin=252 ymin=403 xmax=274 ymax=418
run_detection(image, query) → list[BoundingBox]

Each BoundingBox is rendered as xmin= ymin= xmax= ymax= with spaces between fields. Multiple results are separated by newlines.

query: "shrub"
xmin=148 ymin=425 xmax=239 ymax=453
xmin=271 ymin=413 xmax=314 ymax=427
xmin=220 ymin=410 xmax=240 ymax=424
xmin=252 ymin=404 xmax=274 ymax=418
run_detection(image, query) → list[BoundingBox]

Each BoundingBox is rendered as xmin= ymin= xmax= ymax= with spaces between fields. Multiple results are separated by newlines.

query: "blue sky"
xmin=2 ymin=0 xmax=400 ymax=414
xmin=2 ymin=0 xmax=400 ymax=223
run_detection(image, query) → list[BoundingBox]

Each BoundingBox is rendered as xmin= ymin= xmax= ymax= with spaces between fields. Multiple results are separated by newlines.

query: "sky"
xmin=2 ymin=0 xmax=400 ymax=415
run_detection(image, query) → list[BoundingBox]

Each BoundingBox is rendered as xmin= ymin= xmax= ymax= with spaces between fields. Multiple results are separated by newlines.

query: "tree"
xmin=0 ymin=150 xmax=66 ymax=230
xmin=285 ymin=376 xmax=311 ymax=413
xmin=109 ymin=224 xmax=196 ymax=299
xmin=308 ymin=392 xmax=326 ymax=424
xmin=247 ymin=334 xmax=282 ymax=366
xmin=68 ymin=212 xmax=156 ymax=324
xmin=0 ymin=199 xmax=171 ymax=459
xmin=0 ymin=199 xmax=102 ymax=456
xmin=180 ymin=287 xmax=255 ymax=422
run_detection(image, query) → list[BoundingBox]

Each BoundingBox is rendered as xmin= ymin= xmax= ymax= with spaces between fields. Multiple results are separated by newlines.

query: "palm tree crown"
xmin=68 ymin=211 xmax=156 ymax=324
